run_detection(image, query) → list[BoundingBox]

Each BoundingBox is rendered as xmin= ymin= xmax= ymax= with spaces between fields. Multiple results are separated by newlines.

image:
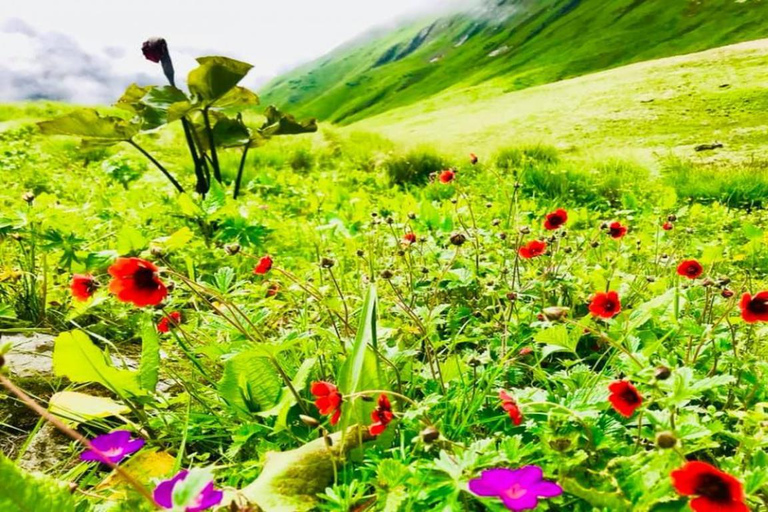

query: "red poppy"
xmin=499 ymin=390 xmax=523 ymax=426
xmin=311 ymin=381 xmax=342 ymax=425
xmin=253 ymin=255 xmax=273 ymax=275
xmin=158 ymin=311 xmax=182 ymax=333
xmin=544 ymin=209 xmax=568 ymax=230
xmin=71 ymin=274 xmax=97 ymax=301
xmin=663 ymin=222 xmax=674 ymax=231
xmin=740 ymin=291 xmax=768 ymax=323
xmin=677 ymin=259 xmax=703 ymax=279
xmin=402 ymin=232 xmax=417 ymax=245
xmin=470 ymin=153 xmax=478 ymax=165
xmin=671 ymin=461 xmax=748 ymax=512
xmin=369 ymin=393 xmax=394 ymax=436
xmin=608 ymin=222 xmax=628 ymax=239
xmin=608 ymin=380 xmax=642 ymax=417
xmin=439 ymin=169 xmax=456 ymax=183
xmin=589 ymin=291 xmax=621 ymax=319
xmin=519 ymin=240 xmax=547 ymax=259
xmin=108 ymin=258 xmax=167 ymax=307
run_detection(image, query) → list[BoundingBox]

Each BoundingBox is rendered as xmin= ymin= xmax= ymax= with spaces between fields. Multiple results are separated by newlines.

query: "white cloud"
xmin=0 ymin=0 xmax=458 ymax=103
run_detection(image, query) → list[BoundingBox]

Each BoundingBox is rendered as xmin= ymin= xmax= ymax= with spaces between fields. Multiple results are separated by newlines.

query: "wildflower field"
xmin=2 ymin=45 xmax=768 ymax=512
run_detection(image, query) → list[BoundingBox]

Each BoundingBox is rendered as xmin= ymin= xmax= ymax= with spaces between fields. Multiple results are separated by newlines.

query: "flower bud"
xmin=385 ymin=217 xmax=394 ymax=225
xmin=22 ymin=192 xmax=35 ymax=204
xmin=300 ymin=415 xmax=320 ymax=428
xmin=655 ymin=431 xmax=677 ymax=449
xmin=150 ymin=246 xmax=165 ymax=258
xmin=498 ymin=232 xmax=507 ymax=240
xmin=718 ymin=277 xmax=731 ymax=286
xmin=450 ymin=198 xmax=458 ymax=205
xmin=721 ymin=289 xmax=734 ymax=298
xmin=224 ymin=243 xmax=241 ymax=256
xmin=407 ymin=212 xmax=416 ymax=220
xmin=485 ymin=202 xmax=493 ymax=209
xmin=420 ymin=426 xmax=440 ymax=444
xmin=380 ymin=269 xmax=393 ymax=280
xmin=563 ymin=246 xmax=573 ymax=254
xmin=356 ymin=249 xmax=365 ymax=257
xmin=421 ymin=267 xmax=429 ymax=274
xmin=360 ymin=395 xmax=374 ymax=402
xmin=542 ymin=307 xmax=569 ymax=321
xmin=519 ymin=226 xmax=530 ymax=235
xmin=450 ymin=233 xmax=466 ymax=246
xmin=141 ymin=38 xmax=175 ymax=86
xmin=667 ymin=214 xmax=677 ymax=222
xmin=506 ymin=292 xmax=517 ymax=302
xmin=646 ymin=276 xmax=656 ymax=283
xmin=549 ymin=438 xmax=571 ymax=452
xmin=590 ymin=241 xmax=600 ymax=248
xmin=654 ymin=366 xmax=671 ymax=380
xmin=320 ymin=257 xmax=335 ymax=269
xmin=492 ymin=218 xmax=501 ymax=226
xmin=701 ymin=278 xmax=715 ymax=287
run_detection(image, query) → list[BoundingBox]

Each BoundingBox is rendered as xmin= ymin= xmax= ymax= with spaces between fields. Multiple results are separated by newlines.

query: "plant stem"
xmin=128 ymin=140 xmax=184 ymax=193
xmin=181 ymin=118 xmax=208 ymax=195
xmin=202 ymin=109 xmax=222 ymax=183
xmin=0 ymin=374 xmax=157 ymax=507
xmin=233 ymin=144 xmax=250 ymax=199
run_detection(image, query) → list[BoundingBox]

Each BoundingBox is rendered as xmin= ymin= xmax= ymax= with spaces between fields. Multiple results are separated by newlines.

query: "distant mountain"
xmin=259 ymin=0 xmax=768 ymax=124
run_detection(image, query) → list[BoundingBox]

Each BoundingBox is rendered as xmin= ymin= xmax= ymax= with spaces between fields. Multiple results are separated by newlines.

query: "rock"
xmin=694 ymin=142 xmax=723 ymax=152
xmin=4 ymin=333 xmax=55 ymax=378
xmin=16 ymin=423 xmax=72 ymax=473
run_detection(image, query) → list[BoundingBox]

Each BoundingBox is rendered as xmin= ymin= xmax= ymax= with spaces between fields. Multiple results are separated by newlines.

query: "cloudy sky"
xmin=0 ymin=0 xmax=458 ymax=104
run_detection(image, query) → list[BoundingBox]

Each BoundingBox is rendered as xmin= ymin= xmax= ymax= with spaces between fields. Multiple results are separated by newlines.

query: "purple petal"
xmin=80 ymin=450 xmax=104 ymax=462
xmin=501 ymin=494 xmax=539 ymax=512
xmin=153 ymin=470 xmax=189 ymax=509
xmin=188 ymin=483 xmax=224 ymax=512
xmin=533 ymin=481 xmax=563 ymax=498
xmin=469 ymin=469 xmax=518 ymax=496
xmin=513 ymin=465 xmax=543 ymax=486
xmin=91 ymin=430 xmax=131 ymax=450
xmin=124 ymin=438 xmax=145 ymax=456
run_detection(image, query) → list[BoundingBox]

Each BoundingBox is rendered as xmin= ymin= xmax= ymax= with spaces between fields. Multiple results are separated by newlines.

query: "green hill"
xmin=259 ymin=0 xmax=768 ymax=124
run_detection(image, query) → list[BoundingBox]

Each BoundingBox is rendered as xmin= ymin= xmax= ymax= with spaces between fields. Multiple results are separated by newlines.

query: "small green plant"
xmin=383 ymin=147 xmax=448 ymax=186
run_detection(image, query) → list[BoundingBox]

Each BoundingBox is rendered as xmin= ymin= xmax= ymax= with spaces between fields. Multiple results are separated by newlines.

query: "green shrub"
xmin=495 ymin=144 xmax=560 ymax=171
xmin=662 ymin=157 xmax=768 ymax=207
xmin=383 ymin=148 xmax=448 ymax=186
xmin=289 ymin=147 xmax=315 ymax=172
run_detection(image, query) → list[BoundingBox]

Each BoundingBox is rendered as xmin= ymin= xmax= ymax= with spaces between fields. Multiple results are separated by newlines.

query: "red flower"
xmin=108 ymin=258 xmax=167 ymax=307
xmin=266 ymin=283 xmax=280 ymax=298
xmin=369 ymin=393 xmax=394 ymax=436
xmin=663 ymin=222 xmax=674 ymax=231
xmin=253 ymin=255 xmax=273 ymax=275
xmin=740 ymin=292 xmax=768 ymax=323
xmin=402 ymin=232 xmax=417 ymax=245
xmin=608 ymin=380 xmax=642 ymax=417
xmin=544 ymin=209 xmax=568 ymax=230
xmin=499 ymin=390 xmax=523 ymax=426
xmin=519 ymin=240 xmax=547 ymax=259
xmin=677 ymin=259 xmax=703 ymax=279
xmin=71 ymin=274 xmax=97 ymax=301
xmin=470 ymin=153 xmax=478 ymax=165
xmin=589 ymin=291 xmax=621 ymax=319
xmin=608 ymin=222 xmax=627 ymax=239
xmin=158 ymin=311 xmax=182 ymax=333
xmin=311 ymin=381 xmax=342 ymax=425
xmin=439 ymin=169 xmax=456 ymax=183
xmin=671 ymin=461 xmax=748 ymax=512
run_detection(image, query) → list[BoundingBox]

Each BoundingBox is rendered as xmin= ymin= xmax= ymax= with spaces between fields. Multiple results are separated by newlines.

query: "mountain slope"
xmin=260 ymin=0 xmax=768 ymax=124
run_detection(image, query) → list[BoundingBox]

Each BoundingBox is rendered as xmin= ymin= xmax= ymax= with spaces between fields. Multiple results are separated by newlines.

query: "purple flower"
xmin=469 ymin=466 xmax=563 ymax=511
xmin=154 ymin=470 xmax=223 ymax=512
xmin=80 ymin=430 xmax=144 ymax=464
xmin=141 ymin=37 xmax=176 ymax=87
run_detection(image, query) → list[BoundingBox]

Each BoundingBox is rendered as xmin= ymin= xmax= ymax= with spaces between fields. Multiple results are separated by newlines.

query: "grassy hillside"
xmin=350 ymin=39 xmax=768 ymax=165
xmin=260 ymin=0 xmax=768 ymax=124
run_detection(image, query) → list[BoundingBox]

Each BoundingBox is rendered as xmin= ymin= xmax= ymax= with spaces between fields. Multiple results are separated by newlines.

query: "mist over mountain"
xmin=260 ymin=0 xmax=768 ymax=124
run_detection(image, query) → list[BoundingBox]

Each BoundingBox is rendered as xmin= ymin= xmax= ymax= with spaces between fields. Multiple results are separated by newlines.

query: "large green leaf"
xmin=188 ymin=56 xmax=253 ymax=104
xmin=338 ymin=284 xmax=382 ymax=426
xmin=213 ymin=117 xmax=251 ymax=148
xmin=52 ymin=330 xmax=144 ymax=396
xmin=0 ymin=454 xmax=76 ymax=512
xmin=260 ymin=105 xmax=318 ymax=136
xmin=48 ymin=391 xmax=129 ymax=427
xmin=218 ymin=350 xmax=283 ymax=415
xmin=37 ymin=109 xmax=139 ymax=146
xmin=213 ymin=86 xmax=260 ymax=109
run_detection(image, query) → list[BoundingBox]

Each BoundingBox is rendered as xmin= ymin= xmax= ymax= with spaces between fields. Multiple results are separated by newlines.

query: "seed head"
xmin=656 ymin=431 xmax=677 ymax=449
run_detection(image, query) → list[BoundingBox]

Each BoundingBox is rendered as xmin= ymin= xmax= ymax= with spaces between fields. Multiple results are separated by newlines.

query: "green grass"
xmin=260 ymin=0 xmax=768 ymax=124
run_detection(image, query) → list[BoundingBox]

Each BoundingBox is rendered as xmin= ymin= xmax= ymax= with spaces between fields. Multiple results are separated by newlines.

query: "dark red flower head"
xmin=608 ymin=222 xmax=628 ymax=239
xmin=369 ymin=393 xmax=394 ymax=436
xmin=671 ymin=461 xmax=748 ymax=512
xmin=141 ymin=38 xmax=169 ymax=63
xmin=402 ymin=232 xmax=417 ymax=245
xmin=254 ymin=255 xmax=273 ymax=275
xmin=266 ymin=282 xmax=280 ymax=298
xmin=544 ymin=209 xmax=568 ymax=230
xmin=311 ymin=381 xmax=342 ymax=425
xmin=608 ymin=380 xmax=642 ymax=417
xmin=470 ymin=153 xmax=478 ymax=165
xmin=499 ymin=390 xmax=523 ymax=426
xmin=158 ymin=311 xmax=182 ymax=333
xmin=740 ymin=291 xmax=768 ymax=323
xmin=519 ymin=240 xmax=547 ymax=259
xmin=663 ymin=222 xmax=674 ymax=231
xmin=439 ymin=169 xmax=456 ymax=183
xmin=108 ymin=258 xmax=167 ymax=307
xmin=589 ymin=291 xmax=621 ymax=319
xmin=71 ymin=274 xmax=98 ymax=301
xmin=677 ymin=259 xmax=703 ymax=279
